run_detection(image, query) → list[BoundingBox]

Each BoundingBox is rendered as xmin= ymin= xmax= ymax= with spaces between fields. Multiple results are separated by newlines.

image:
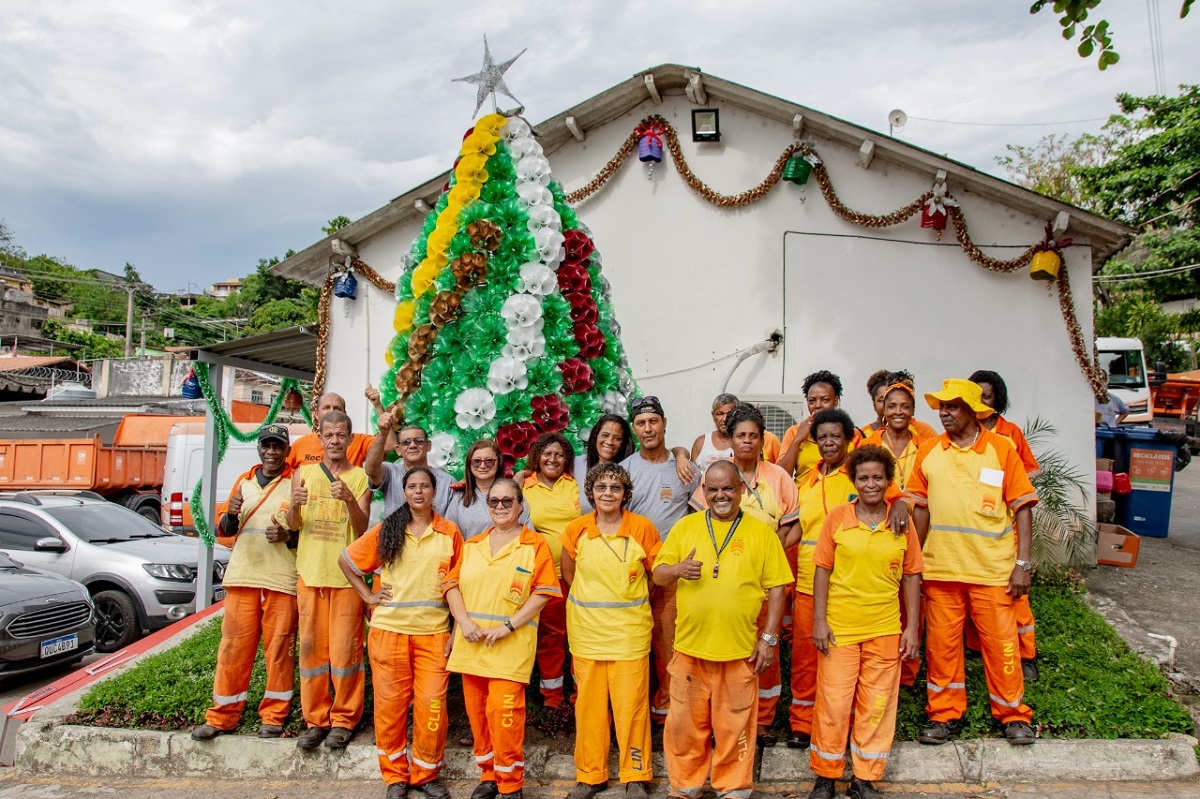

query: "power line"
xmin=906 ymin=115 xmax=1110 ymax=128
xmin=1097 ymin=261 xmax=1200 ymax=282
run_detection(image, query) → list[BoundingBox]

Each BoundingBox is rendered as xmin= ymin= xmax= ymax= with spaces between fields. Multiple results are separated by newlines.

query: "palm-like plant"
xmin=1024 ymin=416 xmax=1096 ymax=569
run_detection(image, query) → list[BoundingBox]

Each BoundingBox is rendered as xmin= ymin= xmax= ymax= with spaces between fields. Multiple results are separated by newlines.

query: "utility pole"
xmin=124 ymin=286 xmax=134 ymax=358
xmin=140 ymin=316 xmax=146 ymax=357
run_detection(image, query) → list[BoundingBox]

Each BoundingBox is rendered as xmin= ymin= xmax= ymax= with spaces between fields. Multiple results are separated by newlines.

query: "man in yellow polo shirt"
xmin=285 ymin=409 xmax=372 ymax=750
xmin=906 ymin=379 xmax=1037 ymax=747
xmin=653 ymin=460 xmax=793 ymax=799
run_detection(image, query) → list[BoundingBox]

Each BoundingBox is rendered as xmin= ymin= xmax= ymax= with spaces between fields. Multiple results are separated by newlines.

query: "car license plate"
xmin=213 ymin=588 xmax=226 ymax=602
xmin=40 ymin=633 xmax=79 ymax=659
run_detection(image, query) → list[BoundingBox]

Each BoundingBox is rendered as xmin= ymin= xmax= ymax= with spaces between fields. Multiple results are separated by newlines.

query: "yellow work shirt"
xmin=562 ymin=511 xmax=660 ymax=661
xmin=795 ymin=464 xmax=858 ymax=596
xmin=657 ymin=512 xmax=793 ymax=662
xmin=905 ymin=430 xmax=1038 ymax=586
xmin=442 ymin=526 xmax=561 ymax=683
xmin=292 ymin=463 xmax=370 ymax=588
xmin=221 ymin=466 xmax=297 ymax=596
xmin=779 ymin=426 xmax=863 ymax=487
xmin=344 ymin=514 xmax=463 ymax=636
xmin=690 ymin=460 xmax=799 ymax=531
xmin=860 ymin=425 xmax=934 ymax=491
xmin=812 ymin=501 xmax=924 ymax=646
xmin=523 ymin=474 xmax=582 ymax=578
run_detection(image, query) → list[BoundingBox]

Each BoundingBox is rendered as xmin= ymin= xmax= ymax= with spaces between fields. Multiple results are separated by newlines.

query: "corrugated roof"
xmin=191 ymin=325 xmax=317 ymax=381
xmin=0 ymin=355 xmax=77 ymax=372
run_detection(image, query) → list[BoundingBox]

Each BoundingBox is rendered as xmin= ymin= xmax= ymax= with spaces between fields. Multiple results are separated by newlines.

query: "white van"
xmin=1096 ymin=337 xmax=1152 ymax=424
xmin=160 ymin=421 xmax=312 ymax=535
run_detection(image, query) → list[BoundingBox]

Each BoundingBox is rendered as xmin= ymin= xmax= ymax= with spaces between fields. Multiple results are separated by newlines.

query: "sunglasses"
xmin=630 ymin=395 xmax=660 ymax=409
xmin=486 ymin=496 xmax=517 ymax=509
xmin=397 ymin=436 xmax=428 ymax=447
xmin=470 ymin=457 xmax=498 ymax=467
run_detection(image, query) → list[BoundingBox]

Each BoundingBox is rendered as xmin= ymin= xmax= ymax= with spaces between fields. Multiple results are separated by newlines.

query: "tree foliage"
xmin=1030 ymin=0 xmax=1193 ymax=69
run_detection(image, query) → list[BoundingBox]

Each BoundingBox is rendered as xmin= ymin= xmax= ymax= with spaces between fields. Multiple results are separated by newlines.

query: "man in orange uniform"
xmin=287 ymin=388 xmax=386 ymax=468
xmin=654 ymin=460 xmax=793 ymax=799
xmin=285 ymin=410 xmax=372 ymax=750
xmin=906 ymin=379 xmax=1038 ymax=746
xmin=191 ymin=424 xmax=297 ymax=741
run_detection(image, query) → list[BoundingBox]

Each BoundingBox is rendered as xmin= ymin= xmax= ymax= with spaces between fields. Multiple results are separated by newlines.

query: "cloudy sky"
xmin=1 ymin=1 xmax=1196 ymax=294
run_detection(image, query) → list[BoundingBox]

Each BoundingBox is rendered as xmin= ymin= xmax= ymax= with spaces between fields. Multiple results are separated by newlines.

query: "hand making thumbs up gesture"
xmin=676 ymin=547 xmax=703 ymax=581
xmin=292 ymin=478 xmax=308 ymax=507
xmin=227 ymin=481 xmax=244 ymax=516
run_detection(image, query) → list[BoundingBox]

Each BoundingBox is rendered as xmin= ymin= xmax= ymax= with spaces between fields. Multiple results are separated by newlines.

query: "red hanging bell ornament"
xmin=920 ymin=182 xmax=957 ymax=240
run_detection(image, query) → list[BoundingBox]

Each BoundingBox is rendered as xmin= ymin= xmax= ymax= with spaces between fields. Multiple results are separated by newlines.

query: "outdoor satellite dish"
xmin=888 ymin=109 xmax=907 ymax=136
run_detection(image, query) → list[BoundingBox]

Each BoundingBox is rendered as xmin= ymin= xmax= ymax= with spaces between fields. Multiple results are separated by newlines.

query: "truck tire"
xmin=92 ymin=589 xmax=140 ymax=652
xmin=121 ymin=493 xmax=161 ymax=524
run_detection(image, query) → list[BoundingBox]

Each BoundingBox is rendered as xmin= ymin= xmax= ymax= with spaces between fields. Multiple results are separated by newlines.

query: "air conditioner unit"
xmin=740 ymin=394 xmax=807 ymax=438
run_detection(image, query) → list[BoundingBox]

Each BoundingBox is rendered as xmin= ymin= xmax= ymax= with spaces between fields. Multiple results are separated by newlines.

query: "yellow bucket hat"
xmin=924 ymin=378 xmax=994 ymax=419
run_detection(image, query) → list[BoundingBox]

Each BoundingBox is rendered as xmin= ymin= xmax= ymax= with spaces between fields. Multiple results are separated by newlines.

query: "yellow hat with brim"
xmin=924 ymin=378 xmax=994 ymax=419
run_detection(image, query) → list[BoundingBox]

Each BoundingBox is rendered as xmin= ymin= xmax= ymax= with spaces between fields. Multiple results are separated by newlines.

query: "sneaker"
xmin=190 ymin=724 xmax=227 ymax=741
xmin=567 ymin=783 xmax=607 ymax=799
xmin=324 ymin=726 xmax=354 ymax=749
xmin=295 ymin=725 xmax=330 ymax=750
xmin=1004 ymin=721 xmax=1036 ymax=745
xmin=470 ymin=782 xmax=499 ymax=799
xmin=808 ymin=776 xmax=836 ymax=799
xmin=847 ymin=776 xmax=882 ymax=799
xmin=257 ymin=724 xmax=284 ymax=738
xmin=624 ymin=783 xmax=648 ymax=799
xmin=1022 ymin=657 xmax=1039 ymax=682
xmin=414 ymin=780 xmax=449 ymax=799
xmin=918 ymin=719 xmax=961 ymax=745
xmin=786 ymin=730 xmax=811 ymax=749
xmin=387 ymin=783 xmax=410 ymax=799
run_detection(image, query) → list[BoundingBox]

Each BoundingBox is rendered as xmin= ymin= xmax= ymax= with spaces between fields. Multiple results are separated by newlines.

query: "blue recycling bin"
xmin=1100 ymin=426 xmax=1176 ymax=538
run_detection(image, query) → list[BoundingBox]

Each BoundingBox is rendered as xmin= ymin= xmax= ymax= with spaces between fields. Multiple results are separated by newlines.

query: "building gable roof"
xmin=273 ymin=63 xmax=1132 ymax=286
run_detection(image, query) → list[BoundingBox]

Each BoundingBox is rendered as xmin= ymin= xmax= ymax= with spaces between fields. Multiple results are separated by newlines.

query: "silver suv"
xmin=0 ymin=493 xmax=230 ymax=652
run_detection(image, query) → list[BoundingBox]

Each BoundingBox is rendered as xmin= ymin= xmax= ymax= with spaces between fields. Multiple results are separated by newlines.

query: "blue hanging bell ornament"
xmin=634 ymin=122 xmax=665 ymax=179
xmin=333 ymin=255 xmax=358 ymax=300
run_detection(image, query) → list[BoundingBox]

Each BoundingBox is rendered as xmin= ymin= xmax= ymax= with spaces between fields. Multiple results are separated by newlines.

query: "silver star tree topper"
xmin=453 ymin=36 xmax=526 ymax=116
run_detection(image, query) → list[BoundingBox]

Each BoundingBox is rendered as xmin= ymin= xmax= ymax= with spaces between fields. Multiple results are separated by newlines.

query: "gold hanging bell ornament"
xmin=1030 ymin=222 xmax=1072 ymax=282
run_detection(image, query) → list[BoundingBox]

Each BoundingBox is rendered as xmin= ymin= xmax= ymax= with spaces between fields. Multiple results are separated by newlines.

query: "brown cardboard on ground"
xmin=1097 ymin=523 xmax=1140 ymax=568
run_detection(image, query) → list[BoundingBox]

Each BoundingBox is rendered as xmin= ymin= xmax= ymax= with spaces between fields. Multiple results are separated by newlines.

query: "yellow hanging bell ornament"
xmin=1030 ymin=223 xmax=1072 ymax=282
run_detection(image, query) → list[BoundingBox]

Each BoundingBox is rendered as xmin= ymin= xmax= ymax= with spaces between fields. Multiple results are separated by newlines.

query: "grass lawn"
xmin=69 ymin=576 xmax=1193 ymax=741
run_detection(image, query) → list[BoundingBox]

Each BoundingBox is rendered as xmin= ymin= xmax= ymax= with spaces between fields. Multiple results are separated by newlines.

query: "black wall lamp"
xmin=691 ymin=108 xmax=720 ymax=142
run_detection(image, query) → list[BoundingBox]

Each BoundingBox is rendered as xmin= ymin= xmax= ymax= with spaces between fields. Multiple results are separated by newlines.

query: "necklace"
xmin=857 ymin=507 xmax=886 ymax=530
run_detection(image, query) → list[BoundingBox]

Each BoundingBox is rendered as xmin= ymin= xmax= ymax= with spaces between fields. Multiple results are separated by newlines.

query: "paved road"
xmin=0 ymin=654 xmax=102 ymax=711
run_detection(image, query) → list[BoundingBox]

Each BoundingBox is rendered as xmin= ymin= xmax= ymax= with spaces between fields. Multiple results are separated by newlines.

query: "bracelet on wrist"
xmin=503 ymin=620 xmax=516 ymax=633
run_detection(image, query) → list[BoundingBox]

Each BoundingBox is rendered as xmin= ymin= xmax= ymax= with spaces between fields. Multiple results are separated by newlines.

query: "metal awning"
xmin=188 ymin=325 xmax=318 ymax=381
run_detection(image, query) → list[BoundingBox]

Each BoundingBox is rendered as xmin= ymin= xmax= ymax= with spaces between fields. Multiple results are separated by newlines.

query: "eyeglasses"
xmin=470 ymin=457 xmax=498 ymax=467
xmin=593 ymin=483 xmax=625 ymax=495
xmin=486 ymin=496 xmax=517 ymax=509
xmin=397 ymin=437 xmax=428 ymax=447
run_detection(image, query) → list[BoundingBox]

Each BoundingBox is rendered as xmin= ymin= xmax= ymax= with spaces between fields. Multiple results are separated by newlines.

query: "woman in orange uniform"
xmin=576 ymin=415 xmax=636 ymax=513
xmin=968 ymin=370 xmax=1041 ymax=681
xmin=807 ymin=446 xmax=922 ymax=799
xmin=778 ymin=371 xmax=860 ymax=486
xmin=560 ymin=463 xmax=660 ymax=799
xmin=443 ymin=479 xmax=560 ymax=799
xmin=522 ymin=432 xmax=583 ymax=714
xmin=860 ymin=369 xmax=893 ymax=437
xmin=340 ymin=467 xmax=463 ymax=799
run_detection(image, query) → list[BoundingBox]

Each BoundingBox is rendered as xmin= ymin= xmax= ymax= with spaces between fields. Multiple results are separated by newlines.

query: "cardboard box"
xmin=1096 ymin=523 xmax=1140 ymax=568
xmin=1096 ymin=457 xmax=1115 ymax=472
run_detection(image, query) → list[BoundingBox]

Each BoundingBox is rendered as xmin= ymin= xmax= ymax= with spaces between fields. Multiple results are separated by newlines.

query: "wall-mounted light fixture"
xmin=691 ymin=108 xmax=720 ymax=143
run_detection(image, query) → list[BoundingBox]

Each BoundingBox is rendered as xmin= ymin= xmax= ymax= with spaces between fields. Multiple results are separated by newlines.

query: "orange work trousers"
xmin=924 ymin=581 xmax=1031 ymax=724
xmin=755 ymin=601 xmax=781 ymax=730
xmin=297 ymin=578 xmax=366 ymax=730
xmin=810 ymin=635 xmax=902 ymax=782
xmin=649 ymin=582 xmax=678 ymax=726
xmin=462 ymin=674 xmax=527 ymax=794
xmin=665 ymin=652 xmax=757 ymax=799
xmin=967 ymin=593 xmax=1036 ymax=661
xmin=205 ymin=586 xmax=297 ymax=730
xmin=573 ymin=655 xmax=653 ymax=785
xmin=788 ymin=591 xmax=817 ymax=734
xmin=898 ymin=589 xmax=923 ymax=687
xmin=535 ymin=579 xmax=568 ymax=708
xmin=368 ymin=627 xmax=450 ymax=788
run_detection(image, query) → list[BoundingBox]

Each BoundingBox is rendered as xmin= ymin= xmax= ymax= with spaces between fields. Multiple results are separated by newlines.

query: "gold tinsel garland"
xmin=312 ymin=114 xmax=1108 ymax=403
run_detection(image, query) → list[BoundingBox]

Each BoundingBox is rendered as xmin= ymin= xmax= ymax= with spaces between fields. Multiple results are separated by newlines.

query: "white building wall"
xmin=324 ymin=94 xmax=1098 ymax=480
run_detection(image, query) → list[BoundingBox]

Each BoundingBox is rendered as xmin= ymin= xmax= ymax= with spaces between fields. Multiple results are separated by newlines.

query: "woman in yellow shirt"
xmin=522 ymin=432 xmax=583 ymax=715
xmin=340 ymin=467 xmax=463 ymax=799
xmin=778 ymin=371 xmax=861 ymax=486
xmin=808 ymin=446 xmax=922 ymax=799
xmin=860 ymin=380 xmax=935 ymax=490
xmin=560 ymin=463 xmax=660 ymax=799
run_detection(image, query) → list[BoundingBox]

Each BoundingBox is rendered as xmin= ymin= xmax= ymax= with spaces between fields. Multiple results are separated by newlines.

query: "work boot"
xmin=756 ymin=727 xmax=778 ymax=748
xmin=624 ymin=783 xmax=648 ymax=799
xmin=499 ymin=792 xmax=523 ymax=799
xmin=786 ymin=730 xmax=811 ymax=749
xmin=1004 ymin=721 xmax=1036 ymax=745
xmin=470 ymin=782 xmax=499 ymax=799
xmin=296 ymin=725 xmax=330 ymax=750
xmin=257 ymin=724 xmax=284 ymax=738
xmin=190 ymin=723 xmax=227 ymax=741
xmin=413 ymin=780 xmax=449 ymax=799
xmin=324 ymin=726 xmax=354 ymax=749
xmin=1022 ymin=657 xmax=1039 ymax=682
xmin=807 ymin=776 xmax=836 ymax=799
xmin=386 ymin=783 xmax=409 ymax=799
xmin=566 ymin=783 xmax=607 ymax=799
xmin=847 ymin=776 xmax=882 ymax=799
xmin=918 ymin=719 xmax=961 ymax=745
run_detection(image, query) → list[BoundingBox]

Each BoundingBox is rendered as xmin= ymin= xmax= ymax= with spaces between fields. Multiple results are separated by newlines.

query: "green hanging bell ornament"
xmin=783 ymin=155 xmax=812 ymax=185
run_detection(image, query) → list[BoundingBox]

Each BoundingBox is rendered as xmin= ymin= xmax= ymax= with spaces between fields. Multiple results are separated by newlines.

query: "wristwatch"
xmin=761 ymin=633 xmax=779 ymax=647
xmin=1015 ymin=559 xmax=1032 ymax=572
